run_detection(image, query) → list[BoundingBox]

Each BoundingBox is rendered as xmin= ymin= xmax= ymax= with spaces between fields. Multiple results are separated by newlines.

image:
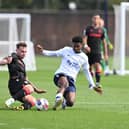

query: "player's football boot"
xmin=53 ymin=93 xmax=63 ymax=110
xmin=13 ymin=105 xmax=24 ymax=111
xmin=93 ymin=86 xmax=103 ymax=95
xmin=96 ymin=82 xmax=102 ymax=88
xmin=5 ymin=98 xmax=15 ymax=108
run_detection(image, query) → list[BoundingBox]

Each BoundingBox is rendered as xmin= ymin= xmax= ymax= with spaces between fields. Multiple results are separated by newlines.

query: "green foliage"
xmin=0 ymin=0 xmax=128 ymax=10
xmin=1 ymin=0 xmax=32 ymax=9
xmin=108 ymin=0 xmax=124 ymax=10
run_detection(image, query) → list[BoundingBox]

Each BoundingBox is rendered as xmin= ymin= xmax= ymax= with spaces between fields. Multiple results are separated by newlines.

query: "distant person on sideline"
xmin=99 ymin=18 xmax=113 ymax=76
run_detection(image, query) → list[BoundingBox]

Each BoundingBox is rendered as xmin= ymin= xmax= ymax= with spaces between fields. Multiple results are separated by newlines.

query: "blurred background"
xmin=0 ymin=0 xmax=126 ymax=51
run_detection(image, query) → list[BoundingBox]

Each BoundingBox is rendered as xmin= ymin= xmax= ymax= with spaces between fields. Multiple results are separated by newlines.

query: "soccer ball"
xmin=35 ymin=98 xmax=49 ymax=111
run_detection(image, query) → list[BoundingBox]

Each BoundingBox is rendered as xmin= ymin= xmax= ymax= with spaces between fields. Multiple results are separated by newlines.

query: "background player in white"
xmin=37 ymin=36 xmax=102 ymax=110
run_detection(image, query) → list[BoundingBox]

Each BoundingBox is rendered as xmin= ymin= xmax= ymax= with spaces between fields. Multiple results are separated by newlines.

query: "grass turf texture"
xmin=0 ymin=56 xmax=129 ymax=129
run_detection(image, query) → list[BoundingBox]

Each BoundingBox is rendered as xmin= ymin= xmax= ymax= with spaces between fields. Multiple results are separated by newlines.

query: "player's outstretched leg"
xmin=5 ymin=87 xmax=27 ymax=108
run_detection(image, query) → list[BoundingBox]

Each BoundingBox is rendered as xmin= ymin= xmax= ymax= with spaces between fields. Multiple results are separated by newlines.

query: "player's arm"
xmin=106 ymin=37 xmax=113 ymax=50
xmin=82 ymin=61 xmax=103 ymax=95
xmin=33 ymin=84 xmax=47 ymax=94
xmin=108 ymin=42 xmax=113 ymax=50
xmin=103 ymin=39 xmax=108 ymax=61
xmin=0 ymin=56 xmax=12 ymax=65
xmin=37 ymin=44 xmax=60 ymax=56
xmin=83 ymin=67 xmax=95 ymax=89
xmin=104 ymin=28 xmax=113 ymax=50
xmin=27 ymin=79 xmax=47 ymax=94
xmin=83 ymin=28 xmax=91 ymax=53
xmin=37 ymin=44 xmax=65 ymax=57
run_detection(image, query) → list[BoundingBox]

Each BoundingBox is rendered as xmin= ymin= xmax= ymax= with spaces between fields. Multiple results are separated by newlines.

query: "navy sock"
xmin=22 ymin=101 xmax=32 ymax=110
xmin=95 ymin=72 xmax=101 ymax=83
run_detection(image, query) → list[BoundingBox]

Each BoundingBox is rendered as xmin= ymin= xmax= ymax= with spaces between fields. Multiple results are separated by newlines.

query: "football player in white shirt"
xmin=37 ymin=36 xmax=103 ymax=110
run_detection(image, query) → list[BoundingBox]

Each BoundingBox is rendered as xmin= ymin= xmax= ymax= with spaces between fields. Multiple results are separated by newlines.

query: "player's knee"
xmin=58 ymin=77 xmax=69 ymax=88
xmin=95 ymin=63 xmax=102 ymax=73
xmin=66 ymin=100 xmax=74 ymax=107
xmin=97 ymin=66 xmax=102 ymax=74
xmin=23 ymin=85 xmax=34 ymax=95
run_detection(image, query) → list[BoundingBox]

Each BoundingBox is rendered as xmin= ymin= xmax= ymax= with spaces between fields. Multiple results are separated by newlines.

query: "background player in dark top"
xmin=0 ymin=42 xmax=46 ymax=110
xmin=83 ymin=15 xmax=108 ymax=87
xmin=99 ymin=18 xmax=113 ymax=76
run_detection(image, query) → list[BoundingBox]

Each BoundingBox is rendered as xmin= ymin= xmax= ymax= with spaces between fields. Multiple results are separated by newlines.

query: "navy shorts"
xmin=53 ymin=73 xmax=76 ymax=94
xmin=87 ymin=53 xmax=101 ymax=65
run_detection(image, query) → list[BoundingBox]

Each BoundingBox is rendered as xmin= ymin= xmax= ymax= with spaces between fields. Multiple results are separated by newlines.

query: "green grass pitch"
xmin=0 ymin=56 xmax=129 ymax=129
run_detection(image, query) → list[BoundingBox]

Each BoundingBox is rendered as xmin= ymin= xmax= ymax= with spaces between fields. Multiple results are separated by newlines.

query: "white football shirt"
xmin=43 ymin=47 xmax=95 ymax=87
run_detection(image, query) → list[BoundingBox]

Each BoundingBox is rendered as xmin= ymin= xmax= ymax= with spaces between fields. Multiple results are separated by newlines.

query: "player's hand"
xmin=108 ymin=43 xmax=113 ymax=50
xmin=34 ymin=87 xmax=47 ymax=94
xmin=4 ymin=57 xmax=12 ymax=64
xmin=84 ymin=45 xmax=91 ymax=53
xmin=36 ymin=44 xmax=43 ymax=53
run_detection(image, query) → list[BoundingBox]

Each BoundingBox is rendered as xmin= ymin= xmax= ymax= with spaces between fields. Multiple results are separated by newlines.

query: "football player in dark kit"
xmin=0 ymin=42 xmax=46 ymax=110
xmin=83 ymin=15 xmax=108 ymax=88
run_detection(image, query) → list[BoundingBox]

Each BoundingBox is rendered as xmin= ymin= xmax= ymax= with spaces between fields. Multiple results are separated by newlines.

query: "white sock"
xmin=5 ymin=98 xmax=15 ymax=107
xmin=56 ymin=93 xmax=63 ymax=101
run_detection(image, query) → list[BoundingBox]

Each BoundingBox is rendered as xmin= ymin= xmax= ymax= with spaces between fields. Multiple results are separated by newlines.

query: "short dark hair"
xmin=92 ymin=12 xmax=101 ymax=17
xmin=16 ymin=42 xmax=27 ymax=49
xmin=72 ymin=36 xmax=82 ymax=43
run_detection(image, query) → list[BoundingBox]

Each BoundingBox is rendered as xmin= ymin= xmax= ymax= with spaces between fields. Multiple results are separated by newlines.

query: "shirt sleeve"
xmin=83 ymin=26 xmax=90 ymax=36
xmin=101 ymin=28 xmax=105 ymax=40
xmin=42 ymin=47 xmax=67 ymax=57
xmin=82 ymin=56 xmax=95 ymax=88
xmin=83 ymin=66 xmax=95 ymax=88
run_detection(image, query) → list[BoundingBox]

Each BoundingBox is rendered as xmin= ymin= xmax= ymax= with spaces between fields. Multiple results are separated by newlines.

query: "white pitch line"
xmin=49 ymin=101 xmax=129 ymax=105
xmin=75 ymin=102 xmax=129 ymax=105
xmin=21 ymin=128 xmax=36 ymax=129
xmin=0 ymin=123 xmax=8 ymax=125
